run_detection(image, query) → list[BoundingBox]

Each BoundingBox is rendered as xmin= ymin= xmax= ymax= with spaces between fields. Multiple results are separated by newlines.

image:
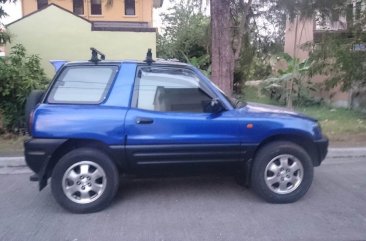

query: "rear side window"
xmin=48 ymin=66 xmax=118 ymax=104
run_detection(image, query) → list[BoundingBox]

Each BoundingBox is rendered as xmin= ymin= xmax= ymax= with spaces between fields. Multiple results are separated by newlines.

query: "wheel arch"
xmin=42 ymin=139 xmax=125 ymax=189
xmin=244 ymin=133 xmax=319 ymax=187
xmin=255 ymin=134 xmax=318 ymax=165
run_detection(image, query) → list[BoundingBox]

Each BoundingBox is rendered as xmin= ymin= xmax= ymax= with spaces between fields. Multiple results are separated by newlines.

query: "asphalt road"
xmin=0 ymin=156 xmax=366 ymax=241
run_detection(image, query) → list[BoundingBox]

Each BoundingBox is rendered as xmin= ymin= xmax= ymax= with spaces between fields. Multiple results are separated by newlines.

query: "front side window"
xmin=133 ymin=67 xmax=213 ymax=113
xmin=125 ymin=0 xmax=136 ymax=15
xmin=37 ymin=0 xmax=48 ymax=10
xmin=73 ymin=0 xmax=84 ymax=15
xmin=91 ymin=0 xmax=102 ymax=15
xmin=48 ymin=66 xmax=117 ymax=104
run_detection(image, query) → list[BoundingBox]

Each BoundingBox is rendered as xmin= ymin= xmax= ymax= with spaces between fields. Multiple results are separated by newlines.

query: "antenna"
xmin=89 ymin=47 xmax=106 ymax=64
xmin=144 ymin=48 xmax=155 ymax=65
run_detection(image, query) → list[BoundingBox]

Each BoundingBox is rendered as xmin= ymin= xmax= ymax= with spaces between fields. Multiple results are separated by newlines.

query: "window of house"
xmin=73 ymin=0 xmax=84 ymax=15
xmin=132 ymin=67 xmax=213 ymax=113
xmin=91 ymin=0 xmax=102 ymax=15
xmin=37 ymin=0 xmax=48 ymax=10
xmin=48 ymin=66 xmax=118 ymax=104
xmin=125 ymin=0 xmax=136 ymax=15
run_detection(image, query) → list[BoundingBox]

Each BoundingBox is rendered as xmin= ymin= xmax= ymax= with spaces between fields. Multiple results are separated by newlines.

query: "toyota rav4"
xmin=24 ymin=49 xmax=328 ymax=213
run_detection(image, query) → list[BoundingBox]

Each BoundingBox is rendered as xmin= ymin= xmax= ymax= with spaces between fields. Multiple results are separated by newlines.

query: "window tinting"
xmin=73 ymin=0 xmax=84 ymax=15
xmin=37 ymin=0 xmax=48 ymax=10
xmin=125 ymin=0 xmax=136 ymax=15
xmin=133 ymin=67 xmax=212 ymax=113
xmin=91 ymin=0 xmax=102 ymax=15
xmin=48 ymin=66 xmax=117 ymax=104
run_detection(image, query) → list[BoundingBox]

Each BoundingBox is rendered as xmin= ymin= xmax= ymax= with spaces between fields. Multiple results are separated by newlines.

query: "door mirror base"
xmin=204 ymin=98 xmax=226 ymax=113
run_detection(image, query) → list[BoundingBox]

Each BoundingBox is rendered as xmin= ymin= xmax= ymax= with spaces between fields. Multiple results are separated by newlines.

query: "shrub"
xmin=0 ymin=44 xmax=47 ymax=132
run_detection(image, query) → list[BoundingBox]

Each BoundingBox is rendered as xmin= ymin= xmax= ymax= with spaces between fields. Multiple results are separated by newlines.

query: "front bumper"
xmin=314 ymin=136 xmax=329 ymax=166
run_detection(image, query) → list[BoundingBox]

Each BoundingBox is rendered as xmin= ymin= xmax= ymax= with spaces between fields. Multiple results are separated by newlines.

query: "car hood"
xmin=240 ymin=102 xmax=317 ymax=122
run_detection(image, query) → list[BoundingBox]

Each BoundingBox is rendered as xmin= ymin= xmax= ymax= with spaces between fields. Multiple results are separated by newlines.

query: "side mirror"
xmin=204 ymin=98 xmax=226 ymax=113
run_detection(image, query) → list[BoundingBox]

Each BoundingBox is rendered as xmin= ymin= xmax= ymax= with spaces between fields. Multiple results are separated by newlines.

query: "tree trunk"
xmin=210 ymin=0 xmax=235 ymax=96
xmin=287 ymin=16 xmax=300 ymax=109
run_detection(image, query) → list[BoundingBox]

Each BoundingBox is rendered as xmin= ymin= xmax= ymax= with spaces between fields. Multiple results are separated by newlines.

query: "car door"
xmin=124 ymin=65 xmax=242 ymax=166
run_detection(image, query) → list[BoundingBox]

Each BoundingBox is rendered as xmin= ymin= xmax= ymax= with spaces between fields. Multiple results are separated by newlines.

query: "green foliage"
xmin=0 ymin=44 xmax=47 ymax=131
xmin=0 ymin=0 xmax=17 ymax=44
xmin=157 ymin=1 xmax=210 ymax=72
xmin=236 ymin=42 xmax=272 ymax=81
xmin=183 ymin=53 xmax=211 ymax=76
xmin=260 ymin=53 xmax=320 ymax=107
xmin=273 ymin=0 xmax=347 ymax=21
xmin=234 ymin=40 xmax=272 ymax=93
xmin=0 ymin=31 xmax=10 ymax=44
xmin=308 ymin=35 xmax=366 ymax=91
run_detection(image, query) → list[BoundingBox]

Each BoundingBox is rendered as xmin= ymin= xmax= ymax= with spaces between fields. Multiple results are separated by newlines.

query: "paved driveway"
xmin=0 ymin=156 xmax=365 ymax=241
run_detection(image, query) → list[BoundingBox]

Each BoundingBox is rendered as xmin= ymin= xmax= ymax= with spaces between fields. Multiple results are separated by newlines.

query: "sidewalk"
xmin=0 ymin=147 xmax=365 ymax=169
xmin=327 ymin=147 xmax=366 ymax=158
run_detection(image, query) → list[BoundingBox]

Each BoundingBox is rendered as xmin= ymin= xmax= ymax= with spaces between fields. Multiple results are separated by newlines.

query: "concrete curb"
xmin=327 ymin=148 xmax=366 ymax=158
xmin=0 ymin=157 xmax=26 ymax=168
xmin=0 ymin=147 xmax=365 ymax=169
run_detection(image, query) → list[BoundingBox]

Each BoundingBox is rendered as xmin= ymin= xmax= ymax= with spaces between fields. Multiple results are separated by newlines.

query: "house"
xmin=6 ymin=0 xmax=163 ymax=76
xmin=283 ymin=0 xmax=365 ymax=109
xmin=21 ymin=0 xmax=163 ymax=25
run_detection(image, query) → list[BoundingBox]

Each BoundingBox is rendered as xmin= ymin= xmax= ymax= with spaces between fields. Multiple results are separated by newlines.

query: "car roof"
xmin=64 ymin=59 xmax=191 ymax=67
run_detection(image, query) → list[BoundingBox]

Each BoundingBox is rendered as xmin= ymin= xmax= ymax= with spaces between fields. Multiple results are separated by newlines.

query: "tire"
xmin=251 ymin=141 xmax=313 ymax=203
xmin=51 ymin=148 xmax=119 ymax=213
xmin=25 ymin=90 xmax=45 ymax=131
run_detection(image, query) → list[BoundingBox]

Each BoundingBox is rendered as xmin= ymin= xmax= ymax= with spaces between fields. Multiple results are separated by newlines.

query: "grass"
xmin=0 ymin=134 xmax=26 ymax=156
xmin=242 ymin=86 xmax=366 ymax=146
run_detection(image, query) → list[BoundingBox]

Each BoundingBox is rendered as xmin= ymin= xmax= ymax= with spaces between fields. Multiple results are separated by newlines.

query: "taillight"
xmin=28 ymin=110 xmax=35 ymax=136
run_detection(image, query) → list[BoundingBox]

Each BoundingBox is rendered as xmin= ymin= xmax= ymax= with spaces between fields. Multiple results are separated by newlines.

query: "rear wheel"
xmin=251 ymin=141 xmax=313 ymax=203
xmin=51 ymin=148 xmax=119 ymax=213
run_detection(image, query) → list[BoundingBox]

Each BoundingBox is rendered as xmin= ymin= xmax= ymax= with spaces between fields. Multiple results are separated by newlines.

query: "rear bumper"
xmin=314 ymin=136 xmax=329 ymax=166
xmin=24 ymin=138 xmax=67 ymax=174
xmin=24 ymin=138 xmax=67 ymax=190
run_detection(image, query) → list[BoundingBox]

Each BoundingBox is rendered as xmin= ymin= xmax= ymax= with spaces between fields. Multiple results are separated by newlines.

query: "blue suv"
xmin=24 ymin=49 xmax=328 ymax=213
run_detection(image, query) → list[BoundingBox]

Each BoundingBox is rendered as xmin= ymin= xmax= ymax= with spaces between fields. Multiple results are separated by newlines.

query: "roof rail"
xmin=89 ymin=47 xmax=105 ymax=64
xmin=144 ymin=48 xmax=155 ymax=65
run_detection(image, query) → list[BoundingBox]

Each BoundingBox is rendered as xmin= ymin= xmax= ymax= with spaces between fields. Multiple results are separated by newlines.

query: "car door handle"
xmin=136 ymin=117 xmax=154 ymax=124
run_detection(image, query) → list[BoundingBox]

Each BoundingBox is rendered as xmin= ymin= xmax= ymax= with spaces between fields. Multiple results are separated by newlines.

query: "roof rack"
xmin=144 ymin=48 xmax=155 ymax=65
xmin=89 ymin=47 xmax=105 ymax=64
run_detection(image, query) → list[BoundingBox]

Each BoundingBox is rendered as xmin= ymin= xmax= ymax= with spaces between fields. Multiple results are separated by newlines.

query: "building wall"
xmin=0 ymin=45 xmax=5 ymax=57
xmin=311 ymin=75 xmax=351 ymax=108
xmin=283 ymin=17 xmax=354 ymax=108
xmin=284 ymin=17 xmax=314 ymax=61
xmin=22 ymin=0 xmax=154 ymax=26
xmin=7 ymin=5 xmax=156 ymax=77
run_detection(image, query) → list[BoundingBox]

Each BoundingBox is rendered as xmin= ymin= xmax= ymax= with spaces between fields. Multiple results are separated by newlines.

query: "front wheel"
xmin=251 ymin=141 xmax=314 ymax=203
xmin=51 ymin=148 xmax=119 ymax=213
